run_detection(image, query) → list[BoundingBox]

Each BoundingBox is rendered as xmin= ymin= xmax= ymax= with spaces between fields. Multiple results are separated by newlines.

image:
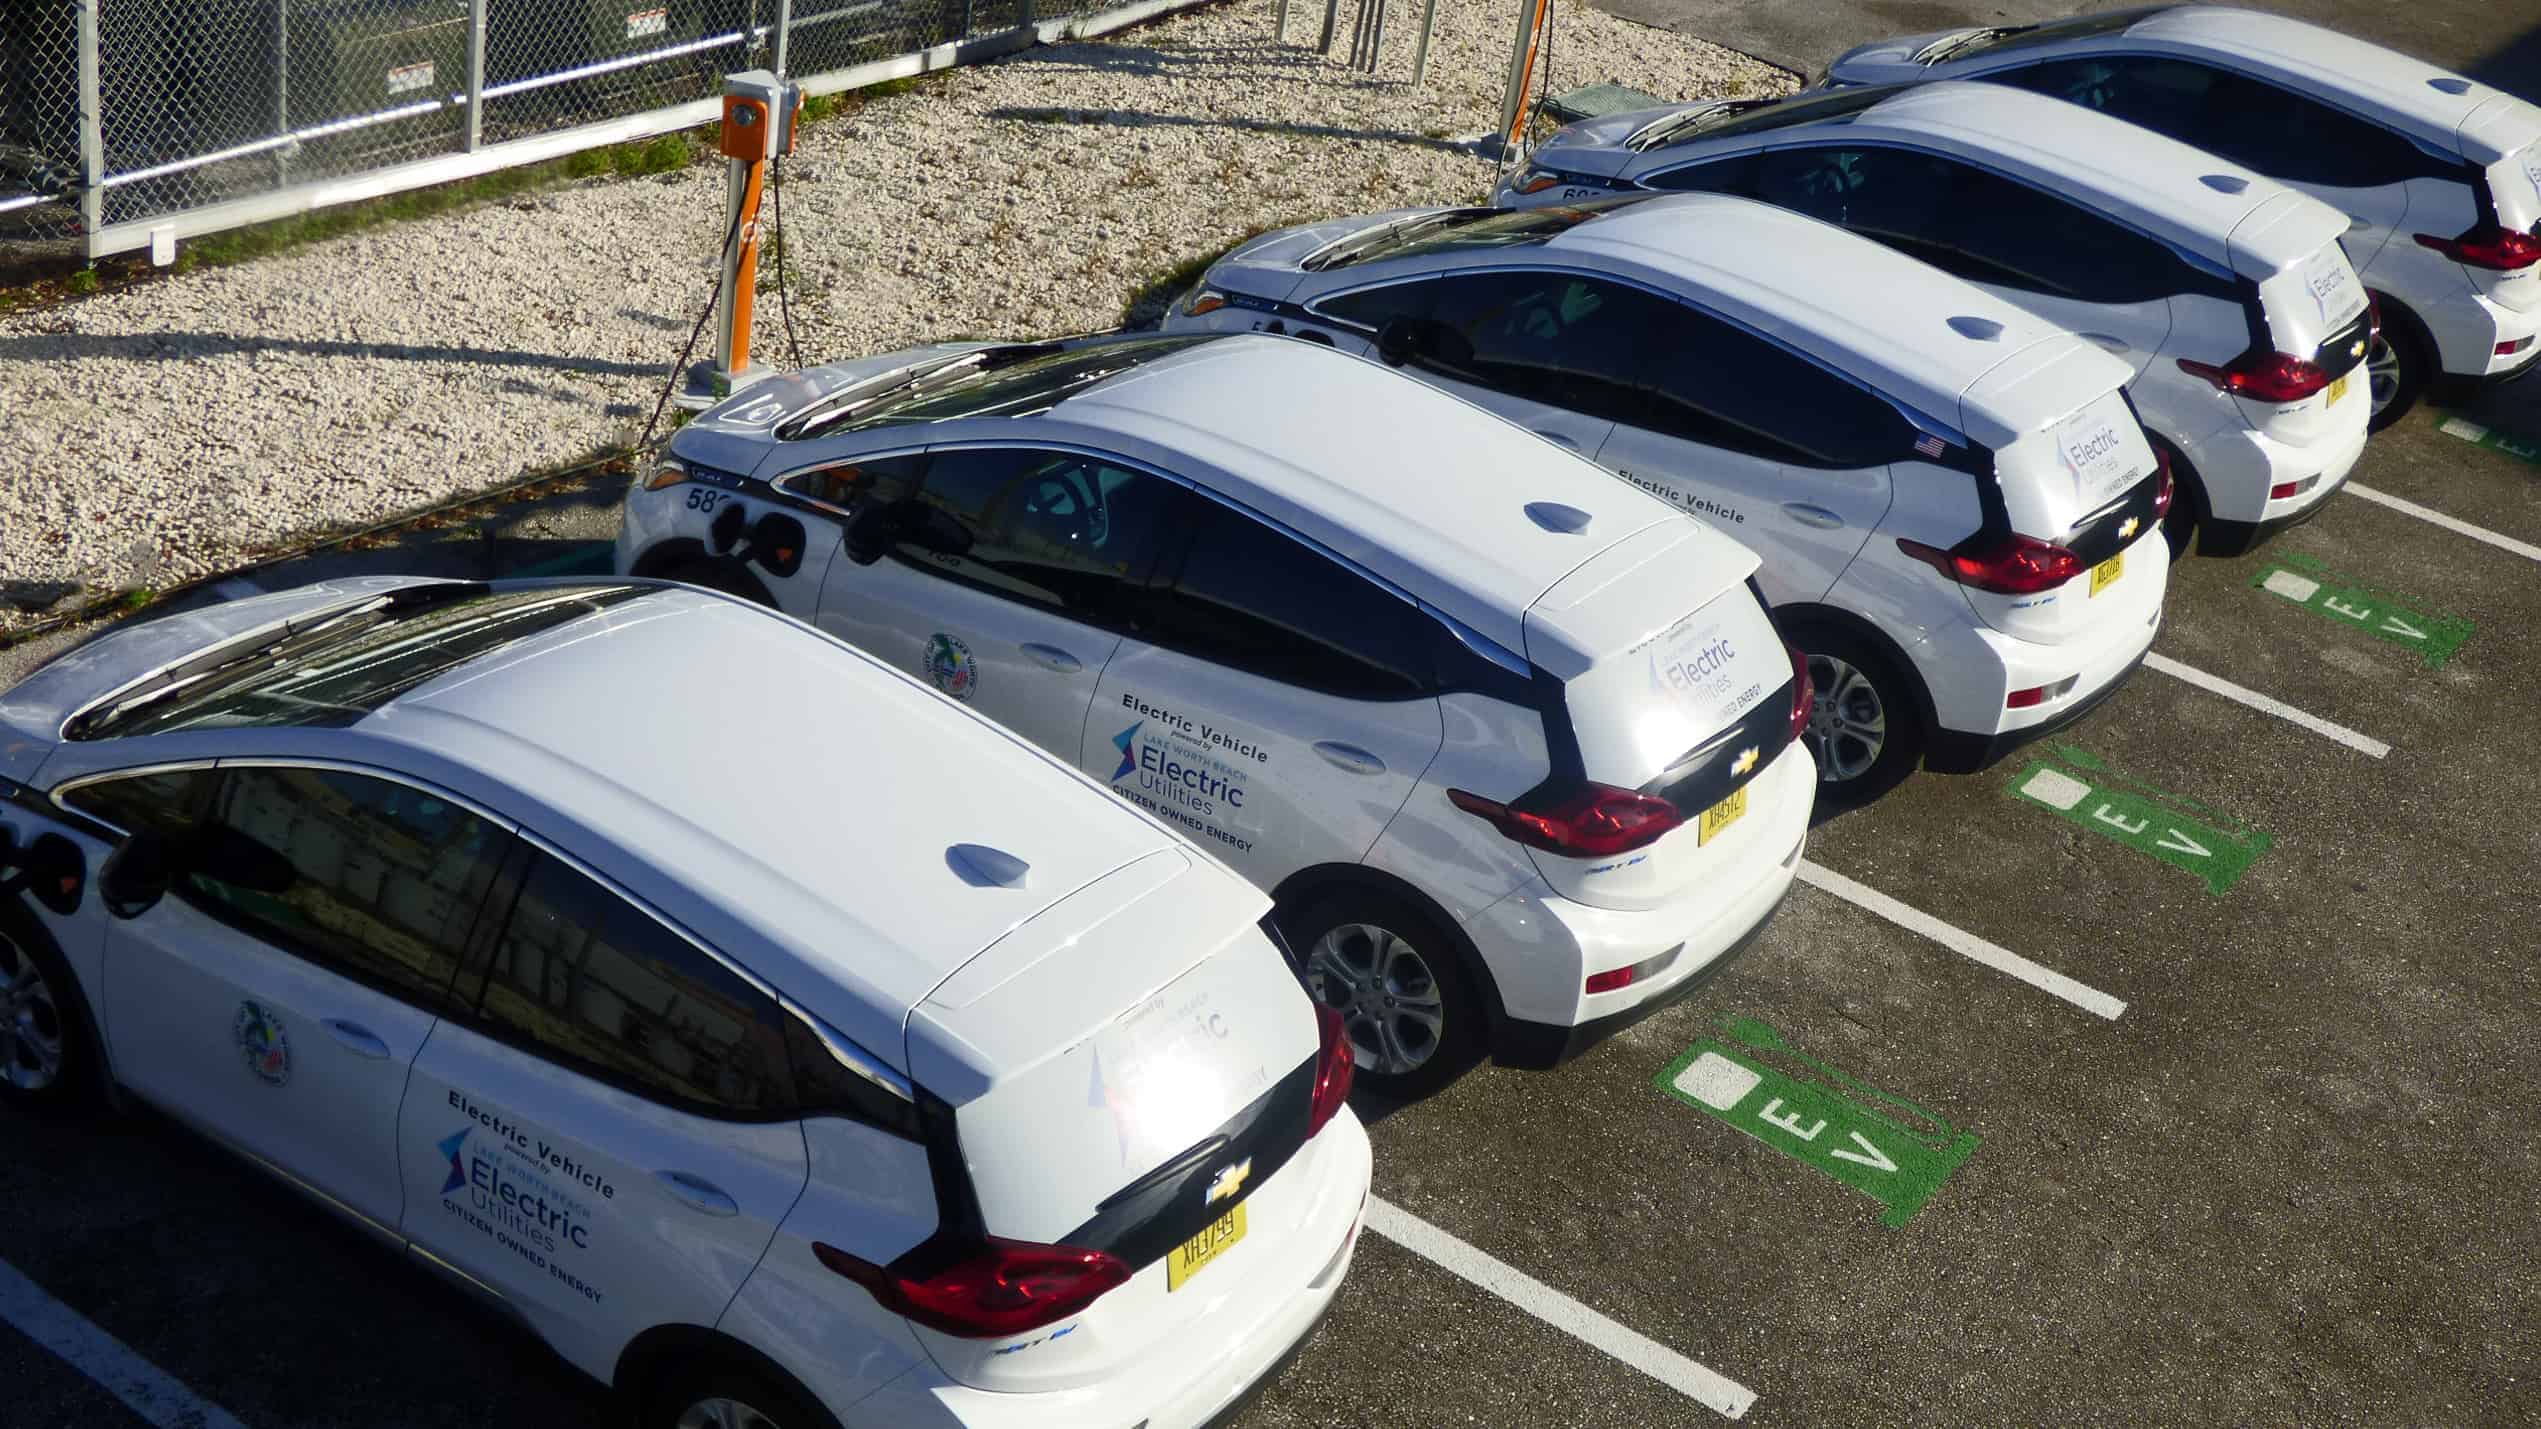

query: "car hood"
xmin=0 ymin=576 xmax=455 ymax=788
xmin=1524 ymin=106 xmax=1701 ymax=179
xmin=1825 ymin=30 xmax=1963 ymax=83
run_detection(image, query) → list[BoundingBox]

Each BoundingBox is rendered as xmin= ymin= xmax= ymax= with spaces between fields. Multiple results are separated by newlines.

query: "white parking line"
xmin=2144 ymin=653 xmax=2392 ymax=759
xmin=0 ymin=1257 xmax=251 ymax=1429
xmin=1365 ymin=1196 xmax=1757 ymax=1420
xmin=2346 ymin=481 xmax=2541 ymax=566
xmin=1795 ymin=860 xmax=2128 ymax=1021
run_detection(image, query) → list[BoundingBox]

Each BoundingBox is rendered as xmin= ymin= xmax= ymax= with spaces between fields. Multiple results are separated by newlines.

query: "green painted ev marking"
xmin=1655 ymin=1017 xmax=1980 ymax=1229
xmin=2006 ymin=745 xmax=2270 ymax=895
xmin=2439 ymin=416 xmax=2541 ymax=469
xmin=2250 ymin=551 xmax=2474 ymax=668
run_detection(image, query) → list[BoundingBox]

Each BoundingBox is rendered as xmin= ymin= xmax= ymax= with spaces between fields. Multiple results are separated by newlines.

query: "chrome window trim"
xmin=48 ymin=760 xmax=225 ymax=837
xmin=763 ymin=441 xmax=936 ymax=518
xmin=780 ymin=995 xmax=915 ymax=1104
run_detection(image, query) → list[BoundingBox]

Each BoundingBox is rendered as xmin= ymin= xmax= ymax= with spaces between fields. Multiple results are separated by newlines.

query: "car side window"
xmin=1318 ymin=271 xmax=1655 ymax=424
xmin=893 ymin=446 xmax=1173 ymax=626
xmin=1627 ymin=299 xmax=1919 ymax=469
xmin=56 ymin=766 xmax=217 ymax=839
xmin=181 ymin=766 xmax=505 ymax=1011
xmin=465 ymin=851 xmax=793 ymax=1119
xmin=1640 ymin=152 xmax=1760 ymax=196
xmin=1143 ymin=494 xmax=1437 ymax=700
xmin=1748 ymin=145 xmax=1973 ymax=276
xmin=777 ymin=452 xmax=925 ymax=514
xmin=1993 ymin=57 xmax=2447 ymax=190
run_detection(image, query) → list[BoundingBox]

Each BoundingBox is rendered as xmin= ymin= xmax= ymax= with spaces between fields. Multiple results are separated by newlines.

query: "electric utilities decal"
xmin=437 ymin=1090 xmax=614 ymax=1305
xmin=2007 ymin=745 xmax=2269 ymax=895
xmin=1645 ymin=612 xmax=1766 ymax=727
xmin=1107 ymin=693 xmax=1268 ymax=856
xmin=923 ymin=633 xmax=979 ymax=701
xmin=2297 ymin=245 xmax=2368 ymax=331
xmin=1088 ymin=981 xmax=1261 ymax=1170
xmin=1657 ymin=1016 xmax=1980 ymax=1229
xmin=233 ymin=1001 xmax=290 ymax=1086
xmin=2052 ymin=402 xmax=2140 ymax=506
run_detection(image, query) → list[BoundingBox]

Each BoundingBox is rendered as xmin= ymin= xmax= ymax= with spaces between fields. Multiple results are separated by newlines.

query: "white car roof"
xmin=2127 ymin=6 xmax=2536 ymax=163
xmin=1047 ymin=334 xmax=1732 ymax=660
xmin=1541 ymin=194 xmax=2135 ymax=450
xmin=358 ymin=585 xmax=1185 ymax=1066
xmin=1843 ymin=81 xmax=2347 ymax=279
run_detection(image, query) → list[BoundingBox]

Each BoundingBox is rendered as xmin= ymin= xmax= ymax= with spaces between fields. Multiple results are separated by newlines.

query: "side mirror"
xmin=1376 ymin=315 xmax=1421 ymax=368
xmin=98 ymin=831 xmax=174 ymax=920
xmin=0 ymin=827 xmax=87 ymax=917
xmin=841 ymin=498 xmax=897 ymax=566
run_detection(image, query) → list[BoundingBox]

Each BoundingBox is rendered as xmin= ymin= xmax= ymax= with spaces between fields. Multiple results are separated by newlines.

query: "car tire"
xmin=2366 ymin=295 xmax=2434 ymax=433
xmin=660 ymin=556 xmax=776 ymax=609
xmin=0 ymin=910 xmax=96 ymax=1118
xmin=1789 ymin=623 xmax=1925 ymax=807
xmin=645 ymin=1364 xmax=841 ymax=1429
xmin=1277 ymin=887 xmax=1483 ymax=1103
xmin=2155 ymin=437 xmax=2206 ymax=562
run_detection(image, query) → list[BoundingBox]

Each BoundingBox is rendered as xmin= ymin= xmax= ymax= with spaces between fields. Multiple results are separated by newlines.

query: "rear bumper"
xmin=2175 ymin=397 xmax=2368 ymax=535
xmin=1911 ymin=534 xmax=2167 ymax=747
xmin=2479 ymin=338 xmax=2541 ymax=386
xmin=1493 ymin=876 xmax=1790 ymax=1069
xmin=2423 ymin=286 xmax=2541 ymax=378
xmin=1925 ymin=643 xmax=2149 ymax=774
xmin=2196 ymin=430 xmax=2363 ymax=557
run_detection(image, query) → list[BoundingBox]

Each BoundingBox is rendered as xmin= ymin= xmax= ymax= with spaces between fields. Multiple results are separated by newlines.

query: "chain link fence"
xmin=2 ymin=0 xmax=1184 ymax=258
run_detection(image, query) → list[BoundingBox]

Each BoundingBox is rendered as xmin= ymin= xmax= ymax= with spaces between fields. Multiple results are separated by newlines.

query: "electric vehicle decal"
xmin=1105 ymin=697 xmax=1263 ymax=858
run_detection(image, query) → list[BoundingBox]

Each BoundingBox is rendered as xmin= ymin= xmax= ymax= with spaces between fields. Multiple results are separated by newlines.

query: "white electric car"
xmin=616 ymin=332 xmax=1814 ymax=1096
xmin=1163 ymin=195 xmax=2170 ymax=798
xmin=1493 ymin=82 xmax=2372 ymax=558
xmin=1818 ymin=4 xmax=2541 ymax=428
xmin=0 ymin=576 xmax=1369 ymax=1429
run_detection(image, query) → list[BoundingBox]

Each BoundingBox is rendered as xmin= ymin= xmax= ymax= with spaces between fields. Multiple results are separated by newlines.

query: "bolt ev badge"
xmin=1205 ymin=1157 xmax=1253 ymax=1206
xmin=1730 ymin=746 xmax=1759 ymax=777
xmin=2119 ymin=516 xmax=2140 ymax=540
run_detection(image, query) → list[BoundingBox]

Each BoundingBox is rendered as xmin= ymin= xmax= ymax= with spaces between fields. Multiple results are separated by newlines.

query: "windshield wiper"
xmin=1627 ymin=99 xmax=1749 ymax=151
xmin=1916 ymin=26 xmax=2007 ymax=63
xmin=781 ymin=344 xmax=1064 ymax=439
xmin=1304 ymin=211 xmax=1465 ymax=271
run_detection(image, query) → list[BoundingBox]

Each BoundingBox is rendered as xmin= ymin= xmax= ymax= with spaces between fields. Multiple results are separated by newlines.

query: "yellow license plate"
xmin=1167 ymin=1204 xmax=1246 ymax=1291
xmin=2326 ymin=372 xmax=2351 ymax=405
xmin=1697 ymin=786 xmax=1749 ymax=845
xmin=2089 ymin=551 xmax=2124 ymax=597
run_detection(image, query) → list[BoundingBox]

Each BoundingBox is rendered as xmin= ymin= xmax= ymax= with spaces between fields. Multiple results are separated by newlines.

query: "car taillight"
xmin=2176 ymin=350 xmax=2330 ymax=402
xmin=1785 ymin=644 xmax=1813 ymax=746
xmin=2414 ymin=221 xmax=2541 ymax=272
xmin=1447 ymin=782 xmax=1683 ymax=858
xmin=1306 ymin=1003 xmax=1354 ymax=1136
xmin=1512 ymin=169 xmax=1563 ymax=194
xmin=813 ymin=1238 xmax=1131 ymax=1339
xmin=2151 ymin=447 xmax=2176 ymax=520
xmin=1896 ymin=531 xmax=2083 ymax=595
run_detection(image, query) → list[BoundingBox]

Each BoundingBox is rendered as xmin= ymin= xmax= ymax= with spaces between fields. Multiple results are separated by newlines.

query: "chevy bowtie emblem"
xmin=2119 ymin=516 xmax=2141 ymax=540
xmin=1205 ymin=1158 xmax=1253 ymax=1206
xmin=1730 ymin=746 xmax=1759 ymax=777
xmin=2351 ymin=340 xmax=2366 ymax=358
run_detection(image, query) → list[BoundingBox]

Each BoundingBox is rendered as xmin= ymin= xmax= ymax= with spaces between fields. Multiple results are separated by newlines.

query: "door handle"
xmin=1019 ymin=642 xmax=1082 ymax=674
xmin=1530 ymin=429 xmax=1583 ymax=449
xmin=654 ymin=1170 xmax=740 ymax=1218
xmin=2076 ymin=332 xmax=2132 ymax=355
xmin=1780 ymin=503 xmax=1845 ymax=530
xmin=1312 ymin=741 xmax=1386 ymax=776
xmin=321 ymin=1018 xmax=391 ymax=1060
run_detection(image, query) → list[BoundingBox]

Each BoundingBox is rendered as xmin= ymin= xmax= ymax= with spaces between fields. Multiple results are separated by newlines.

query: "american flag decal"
xmin=1913 ymin=434 xmax=1947 ymax=458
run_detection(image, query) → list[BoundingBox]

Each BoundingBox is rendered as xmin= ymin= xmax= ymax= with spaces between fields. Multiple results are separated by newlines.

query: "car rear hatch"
xmin=1509 ymin=520 xmax=1803 ymax=912
xmin=2458 ymin=94 xmax=2541 ymax=315
xmin=1962 ymin=368 xmax=2167 ymax=647
xmin=900 ymin=849 xmax=1344 ymax=1392
xmin=2227 ymin=192 xmax=2374 ymax=443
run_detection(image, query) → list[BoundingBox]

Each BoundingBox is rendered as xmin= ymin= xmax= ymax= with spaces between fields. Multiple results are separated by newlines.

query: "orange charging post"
xmin=680 ymin=70 xmax=804 ymax=410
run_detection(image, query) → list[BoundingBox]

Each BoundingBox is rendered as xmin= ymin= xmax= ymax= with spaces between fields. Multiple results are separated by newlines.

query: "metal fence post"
xmin=1412 ymin=0 xmax=1439 ymax=84
xmin=773 ymin=0 xmax=793 ymax=78
xmin=275 ymin=0 xmax=292 ymax=182
xmin=76 ymin=0 xmax=101 ymax=243
xmin=466 ymin=0 xmax=488 ymax=150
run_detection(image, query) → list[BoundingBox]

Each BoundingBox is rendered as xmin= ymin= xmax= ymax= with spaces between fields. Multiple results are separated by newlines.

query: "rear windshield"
xmin=783 ymin=337 xmax=1214 ymax=438
xmin=69 ymin=585 xmax=646 ymax=740
xmin=1631 ymin=84 xmax=1904 ymax=150
xmin=1305 ymin=199 xmax=1643 ymax=269
xmin=1918 ymin=6 xmax=2166 ymax=63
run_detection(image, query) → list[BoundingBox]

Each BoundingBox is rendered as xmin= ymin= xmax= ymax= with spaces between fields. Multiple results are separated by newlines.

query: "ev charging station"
xmin=678 ymin=68 xmax=804 ymax=412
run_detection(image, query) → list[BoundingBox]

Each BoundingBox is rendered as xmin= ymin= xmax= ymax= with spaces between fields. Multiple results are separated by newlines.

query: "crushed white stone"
xmin=0 ymin=0 xmax=1787 ymax=623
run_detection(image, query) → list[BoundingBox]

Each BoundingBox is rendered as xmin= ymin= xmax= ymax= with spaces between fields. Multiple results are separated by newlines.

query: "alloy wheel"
xmin=1806 ymin=653 xmax=1886 ymax=785
xmin=2366 ymin=331 xmax=2404 ymax=417
xmin=1305 ymin=922 xmax=1445 ymax=1076
xmin=674 ymin=1399 xmax=783 ymax=1429
xmin=0 ymin=939 xmax=64 ymax=1094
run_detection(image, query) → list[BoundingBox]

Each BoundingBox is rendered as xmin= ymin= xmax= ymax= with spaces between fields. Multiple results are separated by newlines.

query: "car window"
xmin=1641 ymin=152 xmax=1760 ymax=196
xmin=896 ymin=446 xmax=1175 ymax=625
xmin=465 ymin=851 xmax=793 ymax=1119
xmin=1993 ymin=57 xmax=2449 ymax=190
xmin=777 ymin=452 xmax=924 ymax=513
xmin=1629 ymin=299 xmax=1918 ymax=468
xmin=182 ymin=766 xmax=506 ymax=1011
xmin=1144 ymin=495 xmax=1437 ymax=700
xmin=1320 ymin=271 xmax=1656 ymax=423
xmin=56 ymin=766 xmax=218 ymax=839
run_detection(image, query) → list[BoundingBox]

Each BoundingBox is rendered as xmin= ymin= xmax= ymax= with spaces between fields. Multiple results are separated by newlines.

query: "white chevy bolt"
xmin=616 ymin=332 xmax=1814 ymax=1097
xmin=1494 ymin=81 xmax=2373 ymax=559
xmin=0 ymin=577 xmax=1369 ymax=1429
xmin=1818 ymin=3 xmax=2541 ymax=428
xmin=1162 ymin=196 xmax=2169 ymax=799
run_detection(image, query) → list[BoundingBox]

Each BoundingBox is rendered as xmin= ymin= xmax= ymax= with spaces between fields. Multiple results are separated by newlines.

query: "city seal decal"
xmin=923 ymin=633 xmax=978 ymax=701
xmin=234 ymin=1001 xmax=290 ymax=1086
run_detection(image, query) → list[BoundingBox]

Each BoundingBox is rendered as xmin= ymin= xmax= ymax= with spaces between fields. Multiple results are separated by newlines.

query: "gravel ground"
xmin=0 ymin=0 xmax=1786 ymax=627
